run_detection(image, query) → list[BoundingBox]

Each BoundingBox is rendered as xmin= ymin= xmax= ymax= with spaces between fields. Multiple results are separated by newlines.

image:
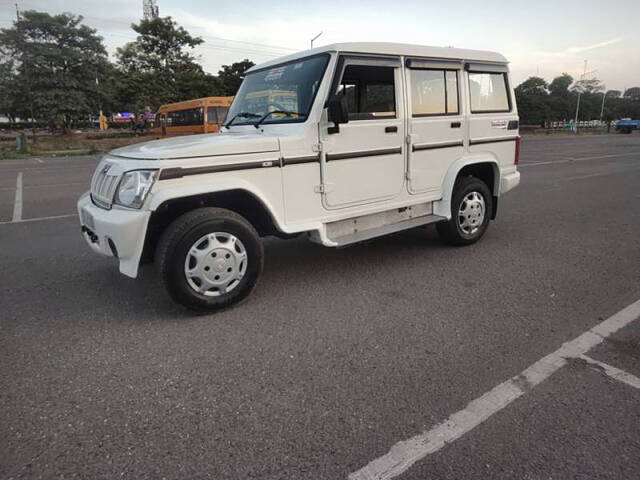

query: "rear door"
xmin=321 ymin=56 xmax=405 ymax=208
xmin=466 ymin=64 xmax=519 ymax=170
xmin=406 ymin=59 xmax=465 ymax=194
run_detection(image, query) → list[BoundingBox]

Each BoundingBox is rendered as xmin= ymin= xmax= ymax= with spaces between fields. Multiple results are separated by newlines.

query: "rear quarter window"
xmin=468 ymin=72 xmax=510 ymax=113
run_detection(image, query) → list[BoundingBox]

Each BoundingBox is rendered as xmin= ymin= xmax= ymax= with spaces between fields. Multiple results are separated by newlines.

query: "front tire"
xmin=156 ymin=207 xmax=263 ymax=313
xmin=436 ymin=176 xmax=492 ymax=246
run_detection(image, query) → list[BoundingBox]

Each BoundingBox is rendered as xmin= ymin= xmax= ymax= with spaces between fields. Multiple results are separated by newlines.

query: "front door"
xmin=320 ymin=56 xmax=405 ymax=208
xmin=405 ymin=59 xmax=465 ymax=195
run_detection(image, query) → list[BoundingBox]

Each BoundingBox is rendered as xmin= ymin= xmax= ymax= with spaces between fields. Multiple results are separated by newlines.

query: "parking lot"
xmin=1 ymin=134 xmax=639 ymax=479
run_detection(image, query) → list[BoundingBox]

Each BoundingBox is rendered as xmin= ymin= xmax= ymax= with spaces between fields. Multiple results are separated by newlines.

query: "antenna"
xmin=143 ymin=0 xmax=159 ymax=19
xmin=310 ymin=32 xmax=323 ymax=49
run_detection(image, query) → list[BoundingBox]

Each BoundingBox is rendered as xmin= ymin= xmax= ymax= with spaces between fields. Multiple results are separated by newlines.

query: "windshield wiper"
xmin=253 ymin=110 xmax=303 ymax=129
xmin=224 ymin=112 xmax=260 ymax=128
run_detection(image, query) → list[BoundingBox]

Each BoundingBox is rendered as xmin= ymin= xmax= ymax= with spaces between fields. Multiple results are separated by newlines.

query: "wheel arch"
xmin=433 ymin=156 xmax=500 ymax=220
xmin=142 ymin=185 xmax=284 ymax=264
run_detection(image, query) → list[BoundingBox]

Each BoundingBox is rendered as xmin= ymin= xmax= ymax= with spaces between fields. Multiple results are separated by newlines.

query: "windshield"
xmin=225 ymin=54 xmax=330 ymax=126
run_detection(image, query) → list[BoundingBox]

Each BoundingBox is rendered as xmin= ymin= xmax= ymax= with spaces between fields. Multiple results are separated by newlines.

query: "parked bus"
xmin=153 ymin=96 xmax=234 ymax=137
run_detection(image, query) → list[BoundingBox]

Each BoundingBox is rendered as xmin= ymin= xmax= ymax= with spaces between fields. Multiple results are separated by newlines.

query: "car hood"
xmin=109 ymin=131 xmax=280 ymax=160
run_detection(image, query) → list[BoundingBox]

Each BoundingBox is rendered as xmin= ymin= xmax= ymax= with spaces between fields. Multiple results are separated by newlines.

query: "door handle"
xmin=450 ymin=122 xmax=461 ymax=128
xmin=385 ymin=126 xmax=398 ymax=133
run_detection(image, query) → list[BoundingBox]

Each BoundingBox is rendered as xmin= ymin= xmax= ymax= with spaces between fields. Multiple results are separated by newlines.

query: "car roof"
xmin=247 ymin=42 xmax=508 ymax=73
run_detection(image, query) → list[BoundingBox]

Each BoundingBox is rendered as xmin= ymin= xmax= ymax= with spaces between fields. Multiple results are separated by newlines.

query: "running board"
xmin=322 ymin=203 xmax=446 ymax=247
xmin=330 ymin=214 xmax=445 ymax=246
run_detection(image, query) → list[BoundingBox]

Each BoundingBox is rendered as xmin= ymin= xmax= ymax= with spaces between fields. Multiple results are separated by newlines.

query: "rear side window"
xmin=468 ymin=72 xmax=510 ymax=113
xmin=410 ymin=69 xmax=459 ymax=116
xmin=167 ymin=107 xmax=204 ymax=126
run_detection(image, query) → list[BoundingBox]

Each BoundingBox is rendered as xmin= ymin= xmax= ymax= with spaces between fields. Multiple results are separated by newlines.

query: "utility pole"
xmin=310 ymin=31 xmax=323 ymax=49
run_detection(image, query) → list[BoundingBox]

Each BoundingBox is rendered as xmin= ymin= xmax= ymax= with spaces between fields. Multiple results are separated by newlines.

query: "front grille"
xmin=91 ymin=162 xmax=121 ymax=209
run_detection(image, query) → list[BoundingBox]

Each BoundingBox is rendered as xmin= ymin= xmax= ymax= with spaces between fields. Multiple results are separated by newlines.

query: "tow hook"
xmin=81 ymin=225 xmax=99 ymax=244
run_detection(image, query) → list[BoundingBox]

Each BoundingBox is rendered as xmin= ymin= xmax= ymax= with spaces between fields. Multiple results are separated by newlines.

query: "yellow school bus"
xmin=152 ymin=96 xmax=234 ymax=137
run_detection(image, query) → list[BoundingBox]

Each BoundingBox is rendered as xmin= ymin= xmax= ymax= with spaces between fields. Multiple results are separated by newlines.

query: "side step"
xmin=324 ymin=203 xmax=446 ymax=247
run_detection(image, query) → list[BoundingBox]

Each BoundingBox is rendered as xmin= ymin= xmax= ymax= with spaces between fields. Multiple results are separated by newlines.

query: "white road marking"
xmin=0 ymin=181 xmax=86 ymax=192
xmin=568 ymin=172 xmax=617 ymax=181
xmin=0 ymin=213 xmax=77 ymax=226
xmin=349 ymin=298 xmax=640 ymax=480
xmin=36 ymin=158 xmax=43 ymax=163
xmin=519 ymin=160 xmax=562 ymax=167
xmin=12 ymin=172 xmax=23 ymax=222
xmin=573 ymin=152 xmax=640 ymax=161
xmin=520 ymin=151 xmax=640 ymax=167
xmin=567 ymin=166 xmax=640 ymax=181
xmin=580 ymin=355 xmax=640 ymax=390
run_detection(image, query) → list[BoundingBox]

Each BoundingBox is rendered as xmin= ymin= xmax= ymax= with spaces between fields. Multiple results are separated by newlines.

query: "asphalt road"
xmin=1 ymin=134 xmax=639 ymax=479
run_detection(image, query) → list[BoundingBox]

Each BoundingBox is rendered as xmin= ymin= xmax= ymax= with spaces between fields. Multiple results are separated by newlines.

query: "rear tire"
xmin=436 ymin=176 xmax=492 ymax=246
xmin=156 ymin=207 xmax=263 ymax=313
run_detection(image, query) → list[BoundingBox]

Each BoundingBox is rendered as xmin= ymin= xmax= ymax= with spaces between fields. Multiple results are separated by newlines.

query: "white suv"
xmin=78 ymin=42 xmax=521 ymax=312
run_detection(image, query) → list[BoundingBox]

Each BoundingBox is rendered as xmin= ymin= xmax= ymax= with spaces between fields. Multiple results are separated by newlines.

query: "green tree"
xmin=115 ymin=16 xmax=222 ymax=111
xmin=515 ymin=76 xmax=550 ymax=125
xmin=548 ymin=73 xmax=573 ymax=96
xmin=605 ymin=90 xmax=622 ymax=99
xmin=623 ymin=87 xmax=640 ymax=102
xmin=0 ymin=10 xmax=110 ymax=131
xmin=0 ymin=57 xmax=20 ymax=121
xmin=217 ymin=59 xmax=255 ymax=95
xmin=515 ymin=76 xmax=548 ymax=96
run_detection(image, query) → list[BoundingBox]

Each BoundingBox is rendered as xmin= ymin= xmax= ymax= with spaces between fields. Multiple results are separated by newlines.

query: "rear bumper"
xmin=77 ymin=192 xmax=150 ymax=278
xmin=500 ymin=170 xmax=520 ymax=195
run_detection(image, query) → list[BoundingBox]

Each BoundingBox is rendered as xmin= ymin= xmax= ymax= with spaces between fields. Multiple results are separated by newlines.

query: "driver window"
xmin=336 ymin=65 xmax=396 ymax=120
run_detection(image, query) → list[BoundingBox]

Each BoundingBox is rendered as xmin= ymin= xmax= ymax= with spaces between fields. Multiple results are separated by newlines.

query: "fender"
xmin=147 ymin=176 xmax=287 ymax=232
xmin=433 ymin=154 xmax=500 ymax=220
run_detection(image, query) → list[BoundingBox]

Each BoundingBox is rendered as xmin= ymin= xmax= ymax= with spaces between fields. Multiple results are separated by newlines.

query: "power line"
xmin=97 ymin=30 xmax=284 ymax=58
xmin=0 ymin=13 xmax=299 ymax=54
xmin=0 ymin=20 xmax=285 ymax=60
xmin=0 ymin=12 xmax=296 ymax=61
xmin=65 ymin=14 xmax=298 ymax=53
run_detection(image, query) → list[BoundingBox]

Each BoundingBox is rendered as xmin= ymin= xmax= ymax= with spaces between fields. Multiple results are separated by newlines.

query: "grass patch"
xmin=0 ymin=132 xmax=156 ymax=159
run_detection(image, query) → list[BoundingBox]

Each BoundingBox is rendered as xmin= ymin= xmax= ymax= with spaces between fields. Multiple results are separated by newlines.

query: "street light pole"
xmin=573 ymin=60 xmax=598 ymax=134
xmin=573 ymin=60 xmax=587 ymax=134
xmin=310 ymin=31 xmax=323 ymax=49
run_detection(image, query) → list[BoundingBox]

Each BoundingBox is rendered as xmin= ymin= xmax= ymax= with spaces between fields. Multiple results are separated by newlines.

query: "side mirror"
xmin=327 ymin=94 xmax=348 ymax=134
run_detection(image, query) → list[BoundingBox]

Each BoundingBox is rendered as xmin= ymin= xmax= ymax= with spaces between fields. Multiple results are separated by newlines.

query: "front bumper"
xmin=77 ymin=192 xmax=150 ymax=278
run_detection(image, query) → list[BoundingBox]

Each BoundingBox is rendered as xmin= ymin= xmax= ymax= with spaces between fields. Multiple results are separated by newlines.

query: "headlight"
xmin=115 ymin=170 xmax=157 ymax=209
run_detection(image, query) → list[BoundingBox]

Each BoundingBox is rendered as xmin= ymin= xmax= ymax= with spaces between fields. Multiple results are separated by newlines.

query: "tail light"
xmin=514 ymin=136 xmax=521 ymax=165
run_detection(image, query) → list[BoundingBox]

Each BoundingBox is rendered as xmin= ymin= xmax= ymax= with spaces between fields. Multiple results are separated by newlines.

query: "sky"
xmin=1 ymin=0 xmax=639 ymax=92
